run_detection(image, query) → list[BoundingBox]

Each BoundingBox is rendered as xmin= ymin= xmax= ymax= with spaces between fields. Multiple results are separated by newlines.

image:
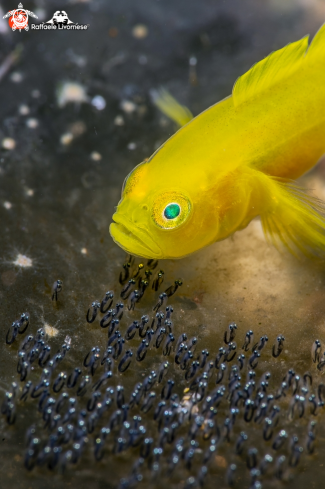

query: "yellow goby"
xmin=110 ymin=24 xmax=325 ymax=260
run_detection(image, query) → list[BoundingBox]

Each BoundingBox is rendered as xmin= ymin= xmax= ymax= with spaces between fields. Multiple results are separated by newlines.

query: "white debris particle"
xmin=120 ymin=100 xmax=136 ymax=114
xmin=60 ymin=132 xmax=74 ymax=146
xmin=2 ymin=137 xmax=16 ymax=150
xmin=26 ymin=188 xmax=34 ymax=197
xmin=81 ymin=247 xmax=88 ymax=255
xmin=132 ymin=24 xmax=149 ymax=39
xmin=31 ymin=89 xmax=41 ymax=98
xmin=69 ymin=121 xmax=86 ymax=136
xmin=10 ymin=71 xmax=23 ymax=83
xmin=26 ymin=118 xmax=39 ymax=129
xmin=91 ymin=95 xmax=106 ymax=111
xmin=114 ymin=115 xmax=125 ymax=126
xmin=44 ymin=324 xmax=59 ymax=338
xmin=127 ymin=142 xmax=137 ymax=150
xmin=19 ymin=104 xmax=30 ymax=116
xmin=64 ymin=335 xmax=72 ymax=346
xmin=13 ymin=254 xmax=33 ymax=268
xmin=3 ymin=201 xmax=12 ymax=210
xmin=138 ymin=54 xmax=148 ymax=65
xmin=57 ymin=81 xmax=88 ymax=108
xmin=90 ymin=151 xmax=102 ymax=161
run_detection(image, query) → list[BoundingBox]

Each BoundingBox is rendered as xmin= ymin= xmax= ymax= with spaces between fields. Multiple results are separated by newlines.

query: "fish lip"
xmin=110 ymin=214 xmax=162 ymax=258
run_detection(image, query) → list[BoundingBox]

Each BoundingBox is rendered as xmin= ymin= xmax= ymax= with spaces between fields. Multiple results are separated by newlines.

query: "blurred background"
xmin=1 ymin=0 xmax=325 ymax=488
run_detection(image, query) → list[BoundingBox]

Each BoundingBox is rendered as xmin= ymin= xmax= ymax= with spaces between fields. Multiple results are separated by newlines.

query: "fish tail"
xmin=260 ymin=175 xmax=325 ymax=258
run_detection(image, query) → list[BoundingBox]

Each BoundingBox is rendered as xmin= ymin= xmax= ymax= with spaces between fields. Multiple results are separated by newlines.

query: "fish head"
xmin=110 ymin=159 xmax=219 ymax=259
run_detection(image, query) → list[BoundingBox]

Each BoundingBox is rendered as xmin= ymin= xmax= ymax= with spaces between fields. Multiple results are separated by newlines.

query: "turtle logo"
xmin=3 ymin=2 xmax=38 ymax=31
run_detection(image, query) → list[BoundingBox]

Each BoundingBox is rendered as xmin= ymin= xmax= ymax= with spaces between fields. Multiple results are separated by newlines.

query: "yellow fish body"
xmin=110 ymin=25 xmax=325 ymax=259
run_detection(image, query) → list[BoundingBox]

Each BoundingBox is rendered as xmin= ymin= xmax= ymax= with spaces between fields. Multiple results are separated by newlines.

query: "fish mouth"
xmin=110 ymin=214 xmax=162 ymax=259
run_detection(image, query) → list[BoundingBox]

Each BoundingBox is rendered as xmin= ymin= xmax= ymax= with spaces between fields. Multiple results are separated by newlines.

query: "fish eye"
xmin=164 ymin=203 xmax=180 ymax=220
xmin=152 ymin=192 xmax=191 ymax=229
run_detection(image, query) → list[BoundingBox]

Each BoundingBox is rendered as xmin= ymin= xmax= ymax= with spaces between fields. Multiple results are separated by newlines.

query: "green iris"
xmin=164 ymin=203 xmax=180 ymax=220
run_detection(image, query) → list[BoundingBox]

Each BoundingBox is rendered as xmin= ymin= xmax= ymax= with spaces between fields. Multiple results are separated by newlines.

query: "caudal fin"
xmin=261 ymin=177 xmax=325 ymax=258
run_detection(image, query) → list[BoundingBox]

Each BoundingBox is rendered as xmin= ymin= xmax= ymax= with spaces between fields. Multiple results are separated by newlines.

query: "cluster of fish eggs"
xmin=1 ymin=256 xmax=325 ymax=489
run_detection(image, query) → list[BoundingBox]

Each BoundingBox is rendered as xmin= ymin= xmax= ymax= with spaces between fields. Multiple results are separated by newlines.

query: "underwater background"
xmin=1 ymin=0 xmax=325 ymax=488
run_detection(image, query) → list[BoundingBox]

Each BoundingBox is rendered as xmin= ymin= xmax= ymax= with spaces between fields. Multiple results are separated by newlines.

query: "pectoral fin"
xmin=260 ymin=176 xmax=325 ymax=259
xmin=150 ymin=88 xmax=193 ymax=127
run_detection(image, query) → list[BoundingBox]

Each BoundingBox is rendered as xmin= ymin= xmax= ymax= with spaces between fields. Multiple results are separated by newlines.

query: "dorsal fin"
xmin=232 ymin=36 xmax=309 ymax=106
xmin=305 ymin=22 xmax=325 ymax=62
